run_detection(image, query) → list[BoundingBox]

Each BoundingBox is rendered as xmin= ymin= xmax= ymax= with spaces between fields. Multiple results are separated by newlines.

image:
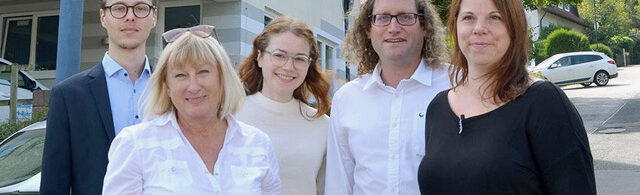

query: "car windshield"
xmin=0 ymin=129 xmax=45 ymax=188
xmin=535 ymin=56 xmax=561 ymax=68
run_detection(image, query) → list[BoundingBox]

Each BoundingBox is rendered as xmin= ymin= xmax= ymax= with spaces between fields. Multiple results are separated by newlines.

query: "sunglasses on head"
xmin=162 ymin=25 xmax=218 ymax=43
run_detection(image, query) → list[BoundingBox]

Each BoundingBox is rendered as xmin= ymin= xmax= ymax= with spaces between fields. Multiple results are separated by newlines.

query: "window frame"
xmin=0 ymin=11 xmax=59 ymax=70
xmin=316 ymin=37 xmax=337 ymax=72
xmin=156 ymin=0 xmax=202 ymax=51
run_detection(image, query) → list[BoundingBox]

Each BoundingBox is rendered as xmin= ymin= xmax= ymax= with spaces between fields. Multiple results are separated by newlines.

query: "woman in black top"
xmin=417 ymin=0 xmax=596 ymax=194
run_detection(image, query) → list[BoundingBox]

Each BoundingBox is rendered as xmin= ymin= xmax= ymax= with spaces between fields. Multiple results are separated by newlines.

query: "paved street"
xmin=561 ymin=65 xmax=640 ymax=195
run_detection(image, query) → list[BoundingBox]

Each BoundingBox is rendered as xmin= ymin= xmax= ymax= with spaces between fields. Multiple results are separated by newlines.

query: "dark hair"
xmin=447 ymin=0 xmax=531 ymax=103
xmin=237 ymin=16 xmax=330 ymax=119
xmin=343 ymin=0 xmax=448 ymax=75
xmin=100 ymin=0 xmax=158 ymax=8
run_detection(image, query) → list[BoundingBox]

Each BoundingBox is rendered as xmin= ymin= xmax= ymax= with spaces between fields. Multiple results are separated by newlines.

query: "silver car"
xmin=0 ymin=120 xmax=45 ymax=194
xmin=530 ymin=51 xmax=619 ymax=87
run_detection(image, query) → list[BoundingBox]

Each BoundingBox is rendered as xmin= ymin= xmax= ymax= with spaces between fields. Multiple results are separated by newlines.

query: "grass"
xmin=0 ymin=108 xmax=47 ymax=142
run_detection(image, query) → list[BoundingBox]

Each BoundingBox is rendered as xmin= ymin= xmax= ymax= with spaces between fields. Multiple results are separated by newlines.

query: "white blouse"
xmin=102 ymin=112 xmax=281 ymax=195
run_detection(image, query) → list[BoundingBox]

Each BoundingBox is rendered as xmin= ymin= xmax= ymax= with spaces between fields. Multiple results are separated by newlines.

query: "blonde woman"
xmin=102 ymin=25 xmax=280 ymax=194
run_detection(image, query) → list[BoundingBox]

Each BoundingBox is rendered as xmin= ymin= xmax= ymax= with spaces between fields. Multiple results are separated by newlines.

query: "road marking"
xmin=594 ymin=101 xmax=627 ymax=134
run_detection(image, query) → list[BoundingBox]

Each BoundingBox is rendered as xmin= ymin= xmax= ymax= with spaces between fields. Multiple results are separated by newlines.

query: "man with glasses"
xmin=325 ymin=0 xmax=450 ymax=194
xmin=40 ymin=0 xmax=157 ymax=194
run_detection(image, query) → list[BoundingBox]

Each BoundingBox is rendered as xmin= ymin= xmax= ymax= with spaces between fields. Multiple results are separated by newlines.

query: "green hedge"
xmin=608 ymin=35 xmax=636 ymax=54
xmin=0 ymin=108 xmax=47 ymax=142
xmin=545 ymin=29 xmax=590 ymax=57
xmin=589 ymin=43 xmax=614 ymax=58
xmin=533 ymin=39 xmax=547 ymax=64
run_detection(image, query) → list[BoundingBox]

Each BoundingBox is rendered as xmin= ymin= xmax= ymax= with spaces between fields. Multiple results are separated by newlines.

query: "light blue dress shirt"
xmin=102 ymin=53 xmax=151 ymax=135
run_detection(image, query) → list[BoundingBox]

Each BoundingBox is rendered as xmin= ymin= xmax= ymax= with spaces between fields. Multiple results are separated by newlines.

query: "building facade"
xmin=527 ymin=4 xmax=588 ymax=41
xmin=0 ymin=0 xmax=349 ymax=93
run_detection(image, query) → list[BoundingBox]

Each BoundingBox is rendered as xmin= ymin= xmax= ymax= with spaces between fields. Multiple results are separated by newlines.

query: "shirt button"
xmin=133 ymin=89 xmax=136 ymax=93
xmin=214 ymin=172 xmax=219 ymax=176
xmin=135 ymin=115 xmax=139 ymax=119
xmin=124 ymin=73 xmax=128 ymax=77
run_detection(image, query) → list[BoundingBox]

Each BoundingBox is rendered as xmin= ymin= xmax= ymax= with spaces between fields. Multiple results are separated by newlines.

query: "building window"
xmin=163 ymin=5 xmax=201 ymax=46
xmin=264 ymin=15 xmax=273 ymax=26
xmin=316 ymin=38 xmax=336 ymax=72
xmin=1 ymin=15 xmax=59 ymax=70
xmin=557 ymin=4 xmax=571 ymax=12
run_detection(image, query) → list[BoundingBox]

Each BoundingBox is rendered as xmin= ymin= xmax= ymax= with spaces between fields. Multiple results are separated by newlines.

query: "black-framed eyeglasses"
xmin=369 ymin=13 xmax=423 ymax=26
xmin=263 ymin=50 xmax=312 ymax=68
xmin=103 ymin=3 xmax=156 ymax=19
xmin=162 ymin=25 xmax=218 ymax=43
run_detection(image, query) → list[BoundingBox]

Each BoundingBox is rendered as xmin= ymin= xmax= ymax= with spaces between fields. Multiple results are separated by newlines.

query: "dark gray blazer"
xmin=40 ymin=62 xmax=115 ymax=194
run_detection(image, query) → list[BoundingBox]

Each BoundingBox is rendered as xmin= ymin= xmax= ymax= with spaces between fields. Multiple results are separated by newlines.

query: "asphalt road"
xmin=561 ymin=64 xmax=640 ymax=195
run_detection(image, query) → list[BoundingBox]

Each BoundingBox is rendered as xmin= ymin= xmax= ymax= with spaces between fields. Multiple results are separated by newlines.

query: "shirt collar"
xmin=361 ymin=59 xmax=433 ymax=91
xmin=102 ymin=52 xmax=152 ymax=77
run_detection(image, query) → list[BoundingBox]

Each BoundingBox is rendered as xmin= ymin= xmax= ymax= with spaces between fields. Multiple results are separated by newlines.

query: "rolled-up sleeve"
xmin=102 ymin=127 xmax=143 ymax=195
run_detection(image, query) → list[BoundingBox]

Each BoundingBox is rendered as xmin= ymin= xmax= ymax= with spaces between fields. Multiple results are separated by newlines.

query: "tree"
xmin=579 ymin=0 xmax=633 ymax=44
xmin=522 ymin=0 xmax=583 ymax=10
xmin=431 ymin=0 xmax=583 ymax=25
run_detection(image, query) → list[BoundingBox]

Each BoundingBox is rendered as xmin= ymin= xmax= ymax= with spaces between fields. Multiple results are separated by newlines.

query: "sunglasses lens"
xmin=162 ymin=30 xmax=183 ymax=43
xmin=192 ymin=25 xmax=213 ymax=38
xmin=162 ymin=25 xmax=217 ymax=43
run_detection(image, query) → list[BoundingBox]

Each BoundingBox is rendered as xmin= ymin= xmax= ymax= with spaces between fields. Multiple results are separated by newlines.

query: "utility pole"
xmin=594 ymin=0 xmax=598 ymax=49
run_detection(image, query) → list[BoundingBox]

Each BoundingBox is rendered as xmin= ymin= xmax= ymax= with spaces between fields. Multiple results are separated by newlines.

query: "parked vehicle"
xmin=529 ymin=51 xmax=618 ymax=87
xmin=0 ymin=58 xmax=48 ymax=91
xmin=0 ymin=58 xmax=49 ymax=122
xmin=0 ymin=120 xmax=45 ymax=194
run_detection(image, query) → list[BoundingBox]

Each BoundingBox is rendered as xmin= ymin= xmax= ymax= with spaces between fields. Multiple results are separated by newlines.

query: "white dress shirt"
xmin=325 ymin=60 xmax=451 ymax=195
xmin=103 ymin=112 xmax=281 ymax=195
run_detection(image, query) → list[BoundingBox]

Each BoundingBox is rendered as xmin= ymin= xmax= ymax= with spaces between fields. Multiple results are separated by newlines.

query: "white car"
xmin=0 ymin=120 xmax=45 ymax=194
xmin=530 ymin=51 xmax=618 ymax=87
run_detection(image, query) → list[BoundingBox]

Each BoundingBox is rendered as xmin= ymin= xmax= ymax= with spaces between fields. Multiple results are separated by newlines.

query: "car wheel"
xmin=594 ymin=71 xmax=609 ymax=86
xmin=581 ymin=82 xmax=592 ymax=87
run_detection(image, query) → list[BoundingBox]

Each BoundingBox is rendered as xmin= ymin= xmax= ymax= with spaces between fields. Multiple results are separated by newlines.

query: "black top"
xmin=417 ymin=81 xmax=596 ymax=195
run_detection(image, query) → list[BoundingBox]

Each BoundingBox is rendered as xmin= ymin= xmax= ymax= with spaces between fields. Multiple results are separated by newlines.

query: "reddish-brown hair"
xmin=237 ymin=16 xmax=330 ymax=119
xmin=447 ymin=0 xmax=531 ymax=103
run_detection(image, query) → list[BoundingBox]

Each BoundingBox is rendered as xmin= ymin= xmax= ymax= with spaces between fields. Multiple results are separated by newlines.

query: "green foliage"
xmin=545 ymin=29 xmax=591 ymax=56
xmin=589 ymin=43 xmax=614 ymax=57
xmin=608 ymin=35 xmax=636 ymax=53
xmin=579 ymin=0 xmax=633 ymax=44
xmin=533 ymin=39 xmax=548 ymax=64
xmin=0 ymin=108 xmax=48 ymax=142
xmin=433 ymin=0 xmax=452 ymax=25
xmin=523 ymin=0 xmax=583 ymax=10
xmin=539 ymin=24 xmax=570 ymax=40
xmin=632 ymin=39 xmax=640 ymax=64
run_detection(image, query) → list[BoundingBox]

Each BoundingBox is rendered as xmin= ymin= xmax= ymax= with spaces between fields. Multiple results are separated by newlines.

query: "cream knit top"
xmin=236 ymin=92 xmax=329 ymax=195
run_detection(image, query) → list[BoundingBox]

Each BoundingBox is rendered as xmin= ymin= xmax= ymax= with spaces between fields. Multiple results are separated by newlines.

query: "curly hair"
xmin=343 ymin=0 xmax=448 ymax=75
xmin=237 ymin=16 xmax=330 ymax=119
xmin=447 ymin=0 xmax=531 ymax=104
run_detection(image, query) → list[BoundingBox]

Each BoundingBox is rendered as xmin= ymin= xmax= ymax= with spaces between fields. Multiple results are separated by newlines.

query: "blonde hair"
xmin=343 ymin=0 xmax=448 ymax=75
xmin=143 ymin=32 xmax=245 ymax=120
